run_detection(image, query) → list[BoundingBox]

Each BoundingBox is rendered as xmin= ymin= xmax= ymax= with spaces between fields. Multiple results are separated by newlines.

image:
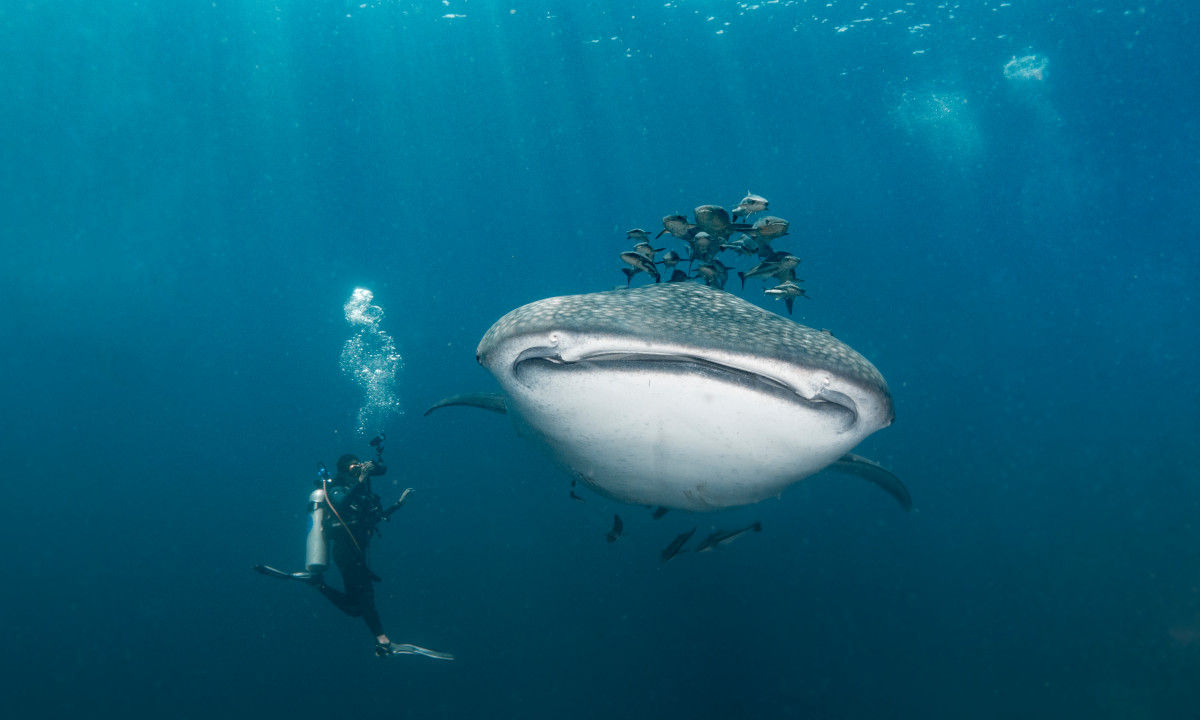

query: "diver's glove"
xmin=381 ymin=488 xmax=414 ymax=522
xmin=375 ymin=641 xmax=455 ymax=661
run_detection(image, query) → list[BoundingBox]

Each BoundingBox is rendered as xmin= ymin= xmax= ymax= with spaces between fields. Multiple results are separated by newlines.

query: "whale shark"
xmin=427 ymin=283 xmax=909 ymax=512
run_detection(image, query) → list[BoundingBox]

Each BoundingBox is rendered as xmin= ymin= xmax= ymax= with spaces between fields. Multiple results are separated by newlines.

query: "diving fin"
xmin=253 ymin=565 xmax=322 ymax=584
xmin=424 ymin=392 xmax=508 ymax=416
xmin=376 ymin=642 xmax=456 ymax=661
xmin=830 ymin=454 xmax=912 ymax=511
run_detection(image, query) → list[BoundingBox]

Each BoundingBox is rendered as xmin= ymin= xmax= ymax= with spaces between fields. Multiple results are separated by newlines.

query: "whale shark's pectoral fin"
xmin=830 ymin=453 xmax=912 ymax=511
xmin=423 ymin=392 xmax=508 ymax=417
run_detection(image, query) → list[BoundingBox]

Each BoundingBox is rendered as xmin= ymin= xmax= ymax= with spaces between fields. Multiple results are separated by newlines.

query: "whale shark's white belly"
xmin=504 ymin=359 xmax=876 ymax=511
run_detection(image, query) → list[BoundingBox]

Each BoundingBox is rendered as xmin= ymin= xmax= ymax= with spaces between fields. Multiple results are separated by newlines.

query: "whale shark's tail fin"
xmin=424 ymin=392 xmax=508 ymax=417
xmin=830 ymin=454 xmax=912 ymax=511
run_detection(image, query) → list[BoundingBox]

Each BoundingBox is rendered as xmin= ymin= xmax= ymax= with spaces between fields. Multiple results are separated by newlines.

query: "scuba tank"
xmin=306 ymin=471 xmax=330 ymax=573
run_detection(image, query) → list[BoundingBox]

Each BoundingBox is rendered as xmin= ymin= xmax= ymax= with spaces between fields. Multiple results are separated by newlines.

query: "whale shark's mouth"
xmin=510 ymin=347 xmax=859 ymax=427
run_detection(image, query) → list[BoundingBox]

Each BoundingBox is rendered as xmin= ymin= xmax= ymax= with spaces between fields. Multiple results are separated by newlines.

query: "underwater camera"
xmin=369 ymin=433 xmax=385 ymax=460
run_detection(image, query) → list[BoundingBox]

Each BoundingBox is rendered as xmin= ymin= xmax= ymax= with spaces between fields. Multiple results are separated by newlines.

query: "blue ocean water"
xmin=2 ymin=1 xmax=1197 ymax=717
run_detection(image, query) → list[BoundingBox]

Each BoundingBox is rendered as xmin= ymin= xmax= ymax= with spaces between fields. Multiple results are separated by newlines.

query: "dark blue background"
xmin=2 ymin=1 xmax=1197 ymax=717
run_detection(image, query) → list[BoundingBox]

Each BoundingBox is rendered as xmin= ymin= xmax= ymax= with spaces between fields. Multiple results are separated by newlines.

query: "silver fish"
xmin=691 ymin=231 xmax=718 ymax=261
xmin=693 ymin=204 xmax=751 ymax=240
xmin=619 ymin=250 xmax=660 ymax=284
xmin=695 ymin=521 xmax=763 ymax=552
xmin=606 ymin=514 xmax=623 ymax=543
xmin=657 ymin=214 xmax=696 ymax=240
xmin=632 ymin=241 xmax=666 ymax=261
xmin=720 ymin=236 xmax=758 ymax=256
xmin=693 ymin=259 xmax=729 ymax=289
xmin=731 ymin=193 xmax=769 ymax=222
xmin=764 ymin=280 xmax=809 ymax=315
xmin=737 ymin=252 xmax=799 ymax=290
xmin=661 ymin=527 xmax=697 ymax=563
xmin=748 ymin=216 xmax=789 ymax=241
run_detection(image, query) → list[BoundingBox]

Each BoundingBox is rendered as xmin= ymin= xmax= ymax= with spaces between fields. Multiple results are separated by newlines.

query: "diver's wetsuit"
xmin=318 ymin=463 xmax=388 ymax=637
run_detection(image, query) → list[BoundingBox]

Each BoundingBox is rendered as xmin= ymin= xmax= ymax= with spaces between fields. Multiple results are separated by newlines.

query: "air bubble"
xmin=339 ymin=288 xmax=404 ymax=435
xmin=1003 ymin=54 xmax=1047 ymax=81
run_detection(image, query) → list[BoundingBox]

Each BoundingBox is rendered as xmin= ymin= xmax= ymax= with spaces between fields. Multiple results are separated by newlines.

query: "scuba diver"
xmin=255 ymin=436 xmax=454 ymax=661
